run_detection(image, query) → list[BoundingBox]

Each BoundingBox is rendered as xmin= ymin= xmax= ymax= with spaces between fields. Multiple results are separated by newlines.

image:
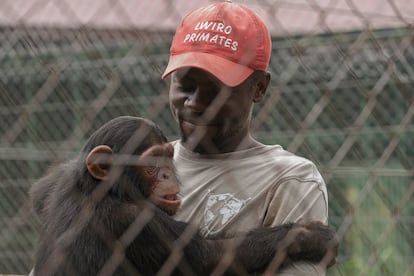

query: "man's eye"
xmin=176 ymin=82 xmax=195 ymax=92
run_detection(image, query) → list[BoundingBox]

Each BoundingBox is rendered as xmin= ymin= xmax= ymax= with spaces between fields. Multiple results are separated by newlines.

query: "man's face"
xmin=169 ymin=68 xmax=257 ymax=154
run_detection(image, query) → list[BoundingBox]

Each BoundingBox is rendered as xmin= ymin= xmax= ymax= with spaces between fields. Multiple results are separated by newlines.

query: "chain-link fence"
xmin=0 ymin=0 xmax=413 ymax=275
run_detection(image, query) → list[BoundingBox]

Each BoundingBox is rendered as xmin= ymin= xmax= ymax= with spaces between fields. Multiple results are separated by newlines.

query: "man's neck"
xmin=181 ymin=135 xmax=262 ymax=155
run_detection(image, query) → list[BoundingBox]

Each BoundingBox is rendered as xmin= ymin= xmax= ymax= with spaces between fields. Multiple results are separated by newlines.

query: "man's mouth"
xmin=180 ymin=116 xmax=218 ymax=127
xmin=178 ymin=110 xmax=220 ymax=126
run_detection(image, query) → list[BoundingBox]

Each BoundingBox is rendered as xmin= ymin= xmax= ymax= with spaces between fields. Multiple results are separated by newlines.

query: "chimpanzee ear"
xmin=85 ymin=145 xmax=113 ymax=180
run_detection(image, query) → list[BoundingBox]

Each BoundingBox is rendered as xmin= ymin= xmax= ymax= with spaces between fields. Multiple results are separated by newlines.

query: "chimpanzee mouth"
xmin=163 ymin=194 xmax=179 ymax=202
xmin=155 ymin=194 xmax=181 ymax=216
xmin=153 ymin=193 xmax=181 ymax=206
xmin=149 ymin=193 xmax=181 ymax=216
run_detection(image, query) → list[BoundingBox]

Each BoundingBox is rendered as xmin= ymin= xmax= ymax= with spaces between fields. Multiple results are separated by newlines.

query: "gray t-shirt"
xmin=172 ymin=141 xmax=328 ymax=275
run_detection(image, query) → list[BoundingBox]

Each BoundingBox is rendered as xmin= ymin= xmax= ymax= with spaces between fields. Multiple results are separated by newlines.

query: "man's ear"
xmin=85 ymin=145 xmax=113 ymax=180
xmin=253 ymin=71 xmax=271 ymax=103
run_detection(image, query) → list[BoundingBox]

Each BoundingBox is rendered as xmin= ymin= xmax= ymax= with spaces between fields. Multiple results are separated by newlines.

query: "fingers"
xmin=320 ymin=236 xmax=339 ymax=268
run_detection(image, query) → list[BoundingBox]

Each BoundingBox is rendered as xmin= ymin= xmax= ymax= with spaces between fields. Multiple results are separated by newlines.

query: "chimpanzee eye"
xmin=160 ymin=169 xmax=171 ymax=180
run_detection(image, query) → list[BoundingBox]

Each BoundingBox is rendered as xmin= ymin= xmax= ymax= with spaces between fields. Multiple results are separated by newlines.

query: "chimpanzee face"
xmin=139 ymin=144 xmax=181 ymax=215
xmin=86 ymin=143 xmax=181 ymax=216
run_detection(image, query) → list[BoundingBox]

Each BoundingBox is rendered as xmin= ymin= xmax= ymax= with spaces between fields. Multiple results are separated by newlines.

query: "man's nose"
xmin=184 ymin=89 xmax=213 ymax=112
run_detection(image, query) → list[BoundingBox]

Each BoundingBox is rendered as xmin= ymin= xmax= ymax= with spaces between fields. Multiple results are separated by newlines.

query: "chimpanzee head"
xmin=79 ymin=116 xmax=181 ymax=215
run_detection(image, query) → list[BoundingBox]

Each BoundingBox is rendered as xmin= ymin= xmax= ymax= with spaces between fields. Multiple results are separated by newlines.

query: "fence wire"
xmin=0 ymin=0 xmax=413 ymax=275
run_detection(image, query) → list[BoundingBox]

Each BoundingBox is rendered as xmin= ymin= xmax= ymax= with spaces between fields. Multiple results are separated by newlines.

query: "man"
xmin=162 ymin=1 xmax=333 ymax=275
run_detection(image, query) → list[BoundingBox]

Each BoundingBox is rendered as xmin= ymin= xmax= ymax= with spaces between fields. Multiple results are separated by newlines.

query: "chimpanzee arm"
xmin=123 ymin=206 xmax=221 ymax=275
xmin=233 ymin=221 xmax=337 ymax=273
xmin=131 ymin=209 xmax=337 ymax=275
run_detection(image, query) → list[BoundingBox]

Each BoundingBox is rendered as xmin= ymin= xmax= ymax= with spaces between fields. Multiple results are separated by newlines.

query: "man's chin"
xmin=180 ymin=121 xmax=218 ymax=138
xmin=179 ymin=121 xmax=220 ymax=150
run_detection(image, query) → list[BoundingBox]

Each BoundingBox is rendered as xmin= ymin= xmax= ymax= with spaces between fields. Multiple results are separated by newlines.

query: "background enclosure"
xmin=0 ymin=1 xmax=413 ymax=275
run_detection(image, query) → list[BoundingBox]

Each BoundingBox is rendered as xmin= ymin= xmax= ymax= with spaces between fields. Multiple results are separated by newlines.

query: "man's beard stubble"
xmin=179 ymin=120 xmax=244 ymax=154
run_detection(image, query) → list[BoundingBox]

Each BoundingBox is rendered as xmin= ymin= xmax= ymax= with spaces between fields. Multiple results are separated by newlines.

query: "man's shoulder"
xmin=253 ymin=144 xmax=318 ymax=167
xmin=250 ymin=144 xmax=324 ymax=183
xmin=171 ymin=141 xmax=322 ymax=181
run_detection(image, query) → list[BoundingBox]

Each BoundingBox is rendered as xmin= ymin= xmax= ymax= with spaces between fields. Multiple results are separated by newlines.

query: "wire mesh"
xmin=0 ymin=0 xmax=413 ymax=275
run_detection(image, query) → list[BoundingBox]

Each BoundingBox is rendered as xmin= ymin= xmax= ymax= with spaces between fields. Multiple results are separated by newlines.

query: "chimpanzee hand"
xmin=285 ymin=221 xmax=338 ymax=268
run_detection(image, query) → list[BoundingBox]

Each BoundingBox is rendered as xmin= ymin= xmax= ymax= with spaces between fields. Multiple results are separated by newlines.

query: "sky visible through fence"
xmin=0 ymin=0 xmax=413 ymax=275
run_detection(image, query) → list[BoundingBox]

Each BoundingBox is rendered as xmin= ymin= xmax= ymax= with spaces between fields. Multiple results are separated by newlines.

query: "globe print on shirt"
xmin=201 ymin=190 xmax=251 ymax=236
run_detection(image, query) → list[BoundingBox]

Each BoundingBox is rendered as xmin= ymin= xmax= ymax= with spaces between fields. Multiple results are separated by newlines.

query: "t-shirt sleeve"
xmin=263 ymin=178 xmax=328 ymax=225
xmin=262 ymin=170 xmax=329 ymax=275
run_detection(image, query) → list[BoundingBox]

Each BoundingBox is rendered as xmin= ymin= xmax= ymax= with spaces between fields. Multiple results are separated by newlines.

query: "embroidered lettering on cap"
xmin=194 ymin=21 xmax=232 ymax=35
xmin=183 ymin=21 xmax=239 ymax=51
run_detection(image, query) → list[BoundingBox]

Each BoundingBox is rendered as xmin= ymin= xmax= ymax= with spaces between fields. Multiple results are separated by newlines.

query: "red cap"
xmin=162 ymin=1 xmax=271 ymax=87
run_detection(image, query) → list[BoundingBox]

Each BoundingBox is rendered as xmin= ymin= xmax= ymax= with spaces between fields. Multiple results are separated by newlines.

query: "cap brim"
xmin=161 ymin=52 xmax=254 ymax=87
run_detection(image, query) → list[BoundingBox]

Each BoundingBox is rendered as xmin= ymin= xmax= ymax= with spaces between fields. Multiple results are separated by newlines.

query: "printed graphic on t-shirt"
xmin=201 ymin=191 xmax=250 ymax=235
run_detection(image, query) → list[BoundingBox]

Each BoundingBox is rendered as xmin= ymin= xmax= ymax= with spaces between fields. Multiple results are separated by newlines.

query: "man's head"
xmin=163 ymin=1 xmax=272 ymax=154
xmin=162 ymin=0 xmax=271 ymax=87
